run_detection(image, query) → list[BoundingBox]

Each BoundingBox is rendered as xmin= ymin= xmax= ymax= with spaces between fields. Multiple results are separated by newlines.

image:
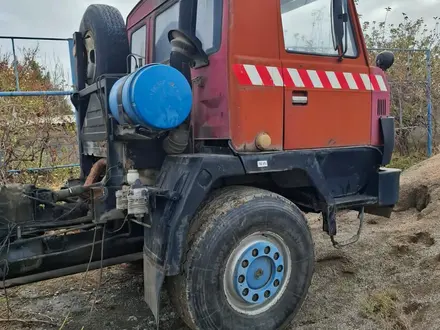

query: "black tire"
xmin=79 ymin=4 xmax=129 ymax=85
xmin=168 ymin=186 xmax=315 ymax=330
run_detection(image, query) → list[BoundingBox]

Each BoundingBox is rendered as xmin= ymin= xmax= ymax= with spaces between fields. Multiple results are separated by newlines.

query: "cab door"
xmin=279 ymin=0 xmax=372 ymax=150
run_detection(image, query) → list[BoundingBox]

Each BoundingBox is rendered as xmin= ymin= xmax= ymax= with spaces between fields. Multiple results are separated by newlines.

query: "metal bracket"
xmin=330 ymin=207 xmax=365 ymax=248
xmin=147 ymin=188 xmax=181 ymax=210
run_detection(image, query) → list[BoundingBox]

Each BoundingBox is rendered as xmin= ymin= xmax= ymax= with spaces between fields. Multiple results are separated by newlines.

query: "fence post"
xmin=68 ymin=38 xmax=77 ymax=89
xmin=11 ymin=38 xmax=20 ymax=91
xmin=426 ymin=49 xmax=433 ymax=157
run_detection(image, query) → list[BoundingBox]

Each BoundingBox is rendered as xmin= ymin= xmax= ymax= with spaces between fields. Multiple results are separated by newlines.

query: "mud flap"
xmin=364 ymin=205 xmax=393 ymax=218
xmin=143 ymin=250 xmax=165 ymax=325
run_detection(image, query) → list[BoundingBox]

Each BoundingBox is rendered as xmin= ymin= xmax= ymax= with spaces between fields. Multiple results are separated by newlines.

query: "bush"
xmin=0 ymin=47 xmax=78 ymax=187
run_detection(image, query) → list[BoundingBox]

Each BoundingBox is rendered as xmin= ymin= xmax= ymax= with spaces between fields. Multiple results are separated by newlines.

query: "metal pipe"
xmin=0 ymin=36 xmax=75 ymax=96
xmin=368 ymin=47 xmax=429 ymax=53
xmin=1 ymin=252 xmax=142 ymax=288
xmin=84 ymin=158 xmax=107 ymax=186
xmin=67 ymin=38 xmax=77 ymax=88
xmin=0 ymin=36 xmax=71 ymax=41
xmin=9 ymin=233 xmax=134 ymax=263
xmin=54 ymin=182 xmax=102 ymax=201
xmin=426 ymin=49 xmax=433 ymax=157
xmin=16 ymin=224 xmax=97 ymax=244
xmin=7 ymin=163 xmax=80 ymax=174
xmin=11 ymin=38 xmax=20 ymax=91
xmin=22 ymin=216 xmax=93 ymax=229
xmin=0 ymin=91 xmax=73 ymax=97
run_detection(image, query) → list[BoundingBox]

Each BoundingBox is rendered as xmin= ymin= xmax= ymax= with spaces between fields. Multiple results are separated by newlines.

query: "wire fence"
xmin=368 ymin=48 xmax=433 ymax=157
xmin=0 ymin=36 xmax=435 ymax=183
xmin=0 ymin=36 xmax=79 ymax=186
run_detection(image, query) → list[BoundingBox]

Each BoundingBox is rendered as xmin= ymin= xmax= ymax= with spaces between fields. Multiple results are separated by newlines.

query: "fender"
xmin=143 ymin=154 xmax=245 ymax=320
xmin=142 ymin=146 xmax=395 ymax=320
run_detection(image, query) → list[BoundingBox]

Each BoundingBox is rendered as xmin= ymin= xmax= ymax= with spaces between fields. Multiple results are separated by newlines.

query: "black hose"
xmin=1 ymin=252 xmax=142 ymax=288
xmin=9 ymin=233 xmax=134 ymax=263
xmin=21 ymin=216 xmax=93 ymax=229
xmin=14 ymin=224 xmax=97 ymax=244
xmin=54 ymin=182 xmax=102 ymax=202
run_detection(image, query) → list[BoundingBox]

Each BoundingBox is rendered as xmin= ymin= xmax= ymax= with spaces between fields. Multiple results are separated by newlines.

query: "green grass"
xmin=389 ymin=152 xmax=426 ymax=171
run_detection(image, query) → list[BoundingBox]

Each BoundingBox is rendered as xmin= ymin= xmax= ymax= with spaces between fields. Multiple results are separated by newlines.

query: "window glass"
xmin=280 ymin=0 xmax=357 ymax=57
xmin=130 ymin=25 xmax=147 ymax=72
xmin=154 ymin=2 xmax=180 ymax=63
xmin=195 ymin=0 xmax=215 ymax=52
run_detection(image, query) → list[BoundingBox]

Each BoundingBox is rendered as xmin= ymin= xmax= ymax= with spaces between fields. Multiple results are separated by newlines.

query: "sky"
xmin=0 ymin=0 xmax=438 ymax=89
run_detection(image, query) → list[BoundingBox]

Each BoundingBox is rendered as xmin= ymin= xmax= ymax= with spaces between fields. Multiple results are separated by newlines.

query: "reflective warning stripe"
xmin=233 ymin=64 xmax=388 ymax=92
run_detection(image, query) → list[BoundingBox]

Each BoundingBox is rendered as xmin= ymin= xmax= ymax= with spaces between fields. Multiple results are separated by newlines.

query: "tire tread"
xmin=168 ymin=186 xmax=313 ymax=330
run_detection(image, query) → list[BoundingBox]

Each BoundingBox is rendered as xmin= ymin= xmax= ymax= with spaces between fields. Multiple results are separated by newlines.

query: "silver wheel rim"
xmin=223 ymin=231 xmax=291 ymax=316
xmin=84 ymin=31 xmax=96 ymax=85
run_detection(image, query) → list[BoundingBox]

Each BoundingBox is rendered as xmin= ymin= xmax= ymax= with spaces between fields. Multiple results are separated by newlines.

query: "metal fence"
xmin=0 ymin=36 xmax=79 ymax=177
xmin=368 ymin=48 xmax=433 ymax=157
xmin=0 ymin=36 xmax=76 ymax=96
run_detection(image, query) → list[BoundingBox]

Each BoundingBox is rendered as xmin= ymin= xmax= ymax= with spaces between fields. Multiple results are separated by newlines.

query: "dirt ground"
xmin=2 ymin=157 xmax=440 ymax=330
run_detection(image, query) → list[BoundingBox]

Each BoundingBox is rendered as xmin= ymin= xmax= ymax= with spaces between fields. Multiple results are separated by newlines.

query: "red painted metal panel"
xmin=370 ymin=66 xmax=391 ymax=146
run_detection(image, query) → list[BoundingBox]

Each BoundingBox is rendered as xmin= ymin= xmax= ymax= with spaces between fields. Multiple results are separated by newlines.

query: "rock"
xmin=127 ymin=316 xmax=138 ymax=322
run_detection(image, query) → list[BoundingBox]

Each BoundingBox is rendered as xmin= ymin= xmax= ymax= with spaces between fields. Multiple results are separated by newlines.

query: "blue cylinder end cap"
xmin=109 ymin=63 xmax=192 ymax=130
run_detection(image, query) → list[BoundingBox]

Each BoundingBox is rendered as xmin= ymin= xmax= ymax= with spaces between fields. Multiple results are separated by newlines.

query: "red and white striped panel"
xmin=233 ymin=64 xmax=388 ymax=92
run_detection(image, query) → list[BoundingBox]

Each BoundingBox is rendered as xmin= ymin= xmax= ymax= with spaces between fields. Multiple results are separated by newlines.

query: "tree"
xmin=358 ymin=2 xmax=440 ymax=155
xmin=0 ymin=47 xmax=77 ymax=185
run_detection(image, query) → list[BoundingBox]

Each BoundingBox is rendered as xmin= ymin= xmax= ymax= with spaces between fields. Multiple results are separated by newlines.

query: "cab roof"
xmin=127 ymin=0 xmax=168 ymax=29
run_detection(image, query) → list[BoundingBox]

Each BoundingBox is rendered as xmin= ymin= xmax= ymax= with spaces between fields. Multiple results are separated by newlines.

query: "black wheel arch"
xmin=145 ymin=146 xmax=384 ymax=276
xmin=142 ymin=147 xmax=389 ymax=323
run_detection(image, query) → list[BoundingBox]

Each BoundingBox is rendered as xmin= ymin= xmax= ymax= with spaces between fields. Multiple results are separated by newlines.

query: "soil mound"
xmin=395 ymin=154 xmax=440 ymax=212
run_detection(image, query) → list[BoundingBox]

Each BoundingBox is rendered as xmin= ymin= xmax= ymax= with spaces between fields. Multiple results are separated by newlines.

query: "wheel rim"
xmin=84 ymin=31 xmax=96 ymax=85
xmin=223 ymin=232 xmax=291 ymax=315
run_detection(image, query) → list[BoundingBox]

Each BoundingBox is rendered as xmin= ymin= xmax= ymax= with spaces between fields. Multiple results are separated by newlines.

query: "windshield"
xmin=280 ymin=0 xmax=357 ymax=57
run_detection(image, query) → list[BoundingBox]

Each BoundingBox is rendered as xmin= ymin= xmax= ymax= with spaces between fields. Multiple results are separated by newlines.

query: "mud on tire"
xmin=168 ymin=186 xmax=315 ymax=330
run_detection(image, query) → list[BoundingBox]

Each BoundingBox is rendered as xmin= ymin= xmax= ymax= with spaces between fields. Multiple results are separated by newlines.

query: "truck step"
xmin=334 ymin=195 xmax=378 ymax=209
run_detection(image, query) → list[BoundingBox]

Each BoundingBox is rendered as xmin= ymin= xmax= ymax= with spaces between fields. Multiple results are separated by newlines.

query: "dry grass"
xmin=360 ymin=289 xmax=411 ymax=330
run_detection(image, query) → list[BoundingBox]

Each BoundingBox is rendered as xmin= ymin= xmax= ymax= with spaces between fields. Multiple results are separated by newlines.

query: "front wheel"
xmin=168 ymin=186 xmax=315 ymax=330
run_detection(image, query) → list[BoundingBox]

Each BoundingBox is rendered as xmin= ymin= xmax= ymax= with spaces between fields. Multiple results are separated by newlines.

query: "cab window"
xmin=280 ymin=0 xmax=358 ymax=57
xmin=154 ymin=2 xmax=180 ymax=63
xmin=154 ymin=0 xmax=222 ymax=63
xmin=130 ymin=25 xmax=147 ymax=72
xmin=195 ymin=0 xmax=221 ymax=54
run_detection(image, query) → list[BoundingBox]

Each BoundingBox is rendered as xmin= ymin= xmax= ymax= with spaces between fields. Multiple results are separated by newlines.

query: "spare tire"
xmin=79 ymin=4 xmax=129 ymax=85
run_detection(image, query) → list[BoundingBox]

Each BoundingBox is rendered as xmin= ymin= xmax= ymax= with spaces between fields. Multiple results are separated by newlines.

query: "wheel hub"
xmin=234 ymin=241 xmax=285 ymax=304
xmin=84 ymin=31 xmax=97 ymax=85
xmin=224 ymin=232 xmax=291 ymax=315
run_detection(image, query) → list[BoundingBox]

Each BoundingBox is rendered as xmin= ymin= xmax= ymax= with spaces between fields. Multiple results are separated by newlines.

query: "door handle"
xmin=292 ymin=91 xmax=308 ymax=105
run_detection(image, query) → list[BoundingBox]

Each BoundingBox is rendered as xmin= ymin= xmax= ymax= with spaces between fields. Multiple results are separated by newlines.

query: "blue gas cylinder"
xmin=109 ymin=63 xmax=192 ymax=130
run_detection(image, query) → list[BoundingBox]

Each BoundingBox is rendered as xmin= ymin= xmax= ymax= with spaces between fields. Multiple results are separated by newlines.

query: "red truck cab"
xmin=127 ymin=0 xmax=391 ymax=152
